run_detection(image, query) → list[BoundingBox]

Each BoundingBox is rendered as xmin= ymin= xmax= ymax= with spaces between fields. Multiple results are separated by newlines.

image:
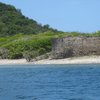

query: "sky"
xmin=0 ymin=0 xmax=100 ymax=33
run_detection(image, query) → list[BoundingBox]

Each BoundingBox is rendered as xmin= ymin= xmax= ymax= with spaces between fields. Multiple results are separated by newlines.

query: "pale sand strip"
xmin=0 ymin=56 xmax=100 ymax=65
xmin=0 ymin=59 xmax=27 ymax=65
xmin=34 ymin=56 xmax=100 ymax=64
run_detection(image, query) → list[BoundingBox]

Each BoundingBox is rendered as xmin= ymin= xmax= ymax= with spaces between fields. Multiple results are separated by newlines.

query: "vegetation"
xmin=0 ymin=2 xmax=100 ymax=61
xmin=0 ymin=31 xmax=100 ymax=60
xmin=0 ymin=2 xmax=58 ymax=36
xmin=0 ymin=31 xmax=66 ymax=59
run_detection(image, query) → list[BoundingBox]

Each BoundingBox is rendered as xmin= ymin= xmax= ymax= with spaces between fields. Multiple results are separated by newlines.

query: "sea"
xmin=0 ymin=64 xmax=100 ymax=100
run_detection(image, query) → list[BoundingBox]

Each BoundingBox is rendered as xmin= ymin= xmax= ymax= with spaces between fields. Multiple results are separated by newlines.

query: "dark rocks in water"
xmin=52 ymin=36 xmax=100 ymax=59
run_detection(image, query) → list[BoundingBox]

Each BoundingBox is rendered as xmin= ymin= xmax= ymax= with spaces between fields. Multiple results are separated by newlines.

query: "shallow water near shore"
xmin=0 ymin=64 xmax=100 ymax=100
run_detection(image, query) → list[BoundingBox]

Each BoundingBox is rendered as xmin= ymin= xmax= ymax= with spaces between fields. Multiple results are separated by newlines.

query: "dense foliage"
xmin=0 ymin=31 xmax=66 ymax=59
xmin=0 ymin=2 xmax=57 ymax=36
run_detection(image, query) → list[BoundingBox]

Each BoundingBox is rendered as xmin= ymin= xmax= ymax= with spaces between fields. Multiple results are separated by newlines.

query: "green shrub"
xmin=38 ymin=48 xmax=46 ymax=55
xmin=0 ymin=48 xmax=9 ymax=59
xmin=23 ymin=51 xmax=39 ymax=62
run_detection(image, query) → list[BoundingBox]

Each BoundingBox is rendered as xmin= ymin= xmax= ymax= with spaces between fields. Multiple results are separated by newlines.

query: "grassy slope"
xmin=0 ymin=31 xmax=100 ymax=59
xmin=0 ymin=31 xmax=66 ymax=59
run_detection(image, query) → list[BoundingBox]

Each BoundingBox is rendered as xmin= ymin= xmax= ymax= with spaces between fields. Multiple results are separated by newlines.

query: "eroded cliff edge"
xmin=52 ymin=36 xmax=100 ymax=59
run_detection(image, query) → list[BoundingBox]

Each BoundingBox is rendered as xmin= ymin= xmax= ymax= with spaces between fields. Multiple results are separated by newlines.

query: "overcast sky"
xmin=0 ymin=0 xmax=100 ymax=33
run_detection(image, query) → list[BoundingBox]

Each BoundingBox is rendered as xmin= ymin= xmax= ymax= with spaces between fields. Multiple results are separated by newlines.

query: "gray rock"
xmin=51 ymin=36 xmax=100 ymax=59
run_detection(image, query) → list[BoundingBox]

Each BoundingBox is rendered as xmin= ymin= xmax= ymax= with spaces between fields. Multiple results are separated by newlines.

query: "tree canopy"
xmin=0 ymin=2 xmax=56 ymax=36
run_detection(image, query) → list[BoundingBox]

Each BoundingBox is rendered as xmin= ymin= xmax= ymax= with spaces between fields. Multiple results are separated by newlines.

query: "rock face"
xmin=52 ymin=36 xmax=100 ymax=59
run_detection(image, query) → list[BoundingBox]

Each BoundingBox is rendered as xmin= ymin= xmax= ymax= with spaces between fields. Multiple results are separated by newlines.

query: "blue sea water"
xmin=0 ymin=64 xmax=100 ymax=100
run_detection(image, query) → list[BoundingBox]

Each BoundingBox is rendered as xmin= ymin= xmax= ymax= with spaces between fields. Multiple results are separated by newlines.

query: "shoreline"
xmin=0 ymin=55 xmax=100 ymax=65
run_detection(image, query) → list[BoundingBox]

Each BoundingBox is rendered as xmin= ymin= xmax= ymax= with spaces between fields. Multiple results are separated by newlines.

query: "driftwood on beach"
xmin=52 ymin=36 xmax=100 ymax=59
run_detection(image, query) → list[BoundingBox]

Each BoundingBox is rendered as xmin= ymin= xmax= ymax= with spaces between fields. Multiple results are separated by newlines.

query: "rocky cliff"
xmin=52 ymin=36 xmax=100 ymax=59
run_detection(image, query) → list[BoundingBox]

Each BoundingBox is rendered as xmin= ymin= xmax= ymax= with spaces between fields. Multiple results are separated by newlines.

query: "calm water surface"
xmin=0 ymin=64 xmax=100 ymax=100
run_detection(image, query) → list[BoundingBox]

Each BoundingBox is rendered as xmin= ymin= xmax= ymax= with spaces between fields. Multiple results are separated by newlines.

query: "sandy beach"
xmin=0 ymin=55 xmax=100 ymax=65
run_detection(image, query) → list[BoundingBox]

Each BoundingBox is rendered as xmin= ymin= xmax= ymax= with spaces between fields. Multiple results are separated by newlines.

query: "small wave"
xmin=0 ymin=88 xmax=3 ymax=93
xmin=69 ymin=96 xmax=95 ymax=100
xmin=16 ymin=95 xmax=37 ymax=100
xmin=69 ymin=99 xmax=83 ymax=100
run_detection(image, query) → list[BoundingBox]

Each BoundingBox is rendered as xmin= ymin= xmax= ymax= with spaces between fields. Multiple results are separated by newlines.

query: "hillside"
xmin=0 ymin=2 xmax=64 ymax=60
xmin=0 ymin=2 xmax=56 ymax=36
xmin=0 ymin=2 xmax=100 ymax=61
